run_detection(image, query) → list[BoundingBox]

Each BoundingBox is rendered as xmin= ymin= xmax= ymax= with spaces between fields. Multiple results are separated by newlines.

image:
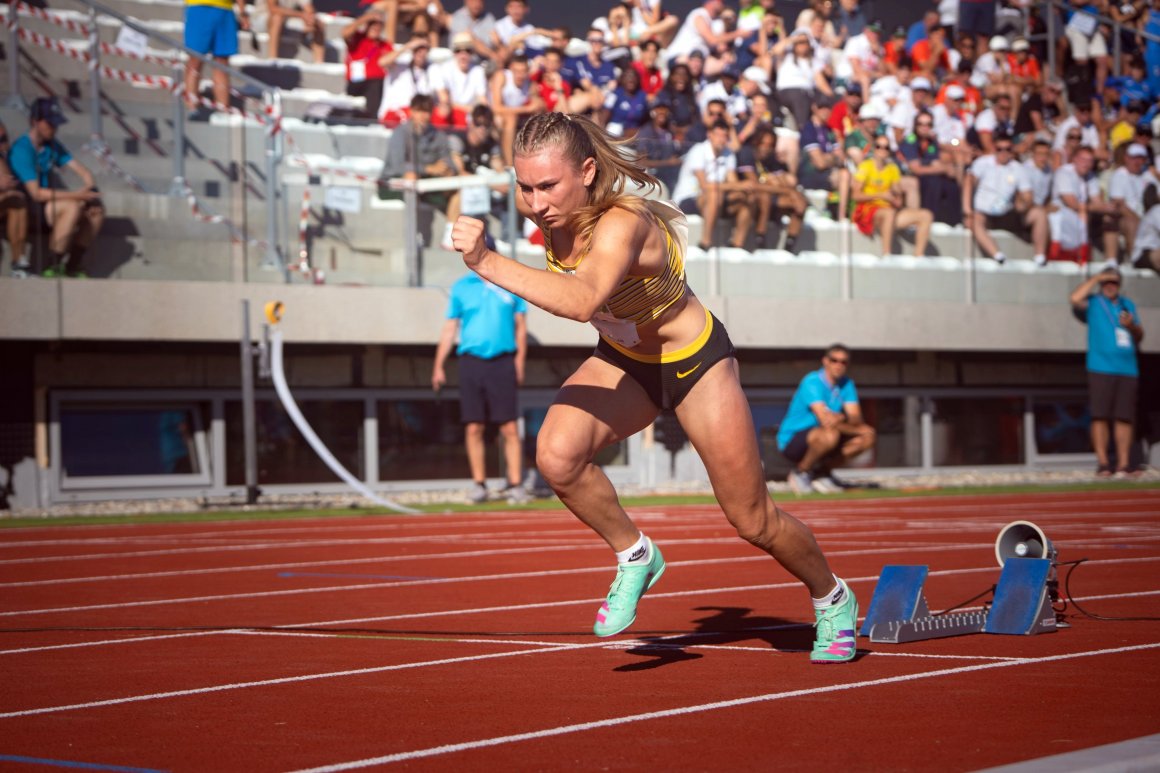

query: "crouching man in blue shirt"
xmin=1070 ymin=266 xmax=1145 ymax=477
xmin=777 ymin=344 xmax=877 ymax=494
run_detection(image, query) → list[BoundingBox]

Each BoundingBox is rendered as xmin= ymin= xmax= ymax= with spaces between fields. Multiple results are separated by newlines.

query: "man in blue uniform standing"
xmin=432 ymin=272 xmax=529 ymax=503
xmin=778 ymin=344 xmax=877 ymax=494
xmin=1070 ymin=266 xmax=1145 ymax=477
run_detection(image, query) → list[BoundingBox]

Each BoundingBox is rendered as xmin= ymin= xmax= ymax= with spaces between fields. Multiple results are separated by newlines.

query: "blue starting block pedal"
xmin=860 ymin=560 xmax=1058 ymax=644
xmin=860 ymin=565 xmax=987 ymax=643
xmin=984 ymin=558 xmax=1057 ymax=636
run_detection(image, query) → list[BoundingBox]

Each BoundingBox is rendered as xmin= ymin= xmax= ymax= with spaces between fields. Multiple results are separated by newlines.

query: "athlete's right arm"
xmin=451 ymin=210 xmax=643 ymax=323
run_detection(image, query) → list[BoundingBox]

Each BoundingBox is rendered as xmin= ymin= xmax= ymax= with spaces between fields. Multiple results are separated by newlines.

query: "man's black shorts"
xmin=458 ymin=353 xmax=518 ymax=425
xmin=1088 ymin=371 xmax=1137 ymax=423
xmin=781 ymin=427 xmax=813 ymax=464
xmin=985 ymin=209 xmax=1028 ymax=236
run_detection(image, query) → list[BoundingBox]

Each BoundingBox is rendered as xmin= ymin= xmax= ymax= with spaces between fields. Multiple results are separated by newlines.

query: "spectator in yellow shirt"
xmin=851 ymin=137 xmax=933 ymax=256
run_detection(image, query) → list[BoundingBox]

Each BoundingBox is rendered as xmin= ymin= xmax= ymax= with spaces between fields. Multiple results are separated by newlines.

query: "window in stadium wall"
xmin=60 ymin=403 xmax=207 ymax=477
xmin=930 ymin=397 xmax=1024 ymax=466
xmin=1032 ymin=398 xmax=1091 ymax=455
xmin=377 ymin=398 xmax=477 ymax=481
xmin=225 ymin=400 xmax=364 ymax=485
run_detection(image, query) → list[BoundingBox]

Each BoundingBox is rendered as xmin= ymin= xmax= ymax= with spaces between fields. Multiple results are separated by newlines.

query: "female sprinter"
xmin=450 ymin=112 xmax=857 ymax=664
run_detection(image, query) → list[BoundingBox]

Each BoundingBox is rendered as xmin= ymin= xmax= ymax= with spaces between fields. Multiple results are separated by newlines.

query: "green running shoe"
xmin=811 ymin=579 xmax=858 ymax=664
xmin=593 ymin=538 xmax=665 ymax=637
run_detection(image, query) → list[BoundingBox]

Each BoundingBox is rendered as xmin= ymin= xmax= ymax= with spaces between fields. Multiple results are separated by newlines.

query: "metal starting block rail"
xmin=860 ymin=561 xmax=1057 ymax=644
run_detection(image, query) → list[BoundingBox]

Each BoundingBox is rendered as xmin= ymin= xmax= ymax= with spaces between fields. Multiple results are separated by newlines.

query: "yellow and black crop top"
xmin=543 ymin=199 xmax=687 ymax=326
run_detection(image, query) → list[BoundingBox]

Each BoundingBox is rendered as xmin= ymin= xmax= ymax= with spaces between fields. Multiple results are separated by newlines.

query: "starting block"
xmin=860 ymin=560 xmax=1056 ymax=644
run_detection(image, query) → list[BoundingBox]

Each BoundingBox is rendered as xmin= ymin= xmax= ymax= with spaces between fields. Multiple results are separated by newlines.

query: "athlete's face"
xmin=515 ymin=149 xmax=596 ymax=229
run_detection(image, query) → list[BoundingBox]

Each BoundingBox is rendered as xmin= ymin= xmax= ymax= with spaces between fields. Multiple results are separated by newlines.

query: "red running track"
xmin=1 ymin=489 xmax=1158 ymax=772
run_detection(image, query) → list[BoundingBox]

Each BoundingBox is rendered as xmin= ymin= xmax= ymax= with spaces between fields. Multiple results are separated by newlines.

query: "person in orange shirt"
xmin=935 ymin=61 xmax=983 ymax=115
xmin=1006 ymin=37 xmax=1042 ymax=105
xmin=882 ymin=25 xmax=907 ymax=75
xmin=911 ymin=25 xmax=950 ymax=80
xmin=826 ymin=82 xmax=862 ymax=141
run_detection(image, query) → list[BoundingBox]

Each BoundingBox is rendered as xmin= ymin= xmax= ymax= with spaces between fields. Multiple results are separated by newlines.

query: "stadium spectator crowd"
xmin=331 ymin=0 xmax=1160 ymax=264
xmin=8 ymin=0 xmax=1160 ymax=275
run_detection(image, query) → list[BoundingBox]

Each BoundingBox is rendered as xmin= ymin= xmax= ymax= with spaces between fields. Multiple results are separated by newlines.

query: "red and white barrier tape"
xmin=13 ymin=1 xmax=90 ymax=36
xmin=87 ymin=137 xmax=148 ymax=194
xmin=16 ymin=27 xmax=90 ymax=63
xmin=98 ymin=40 xmax=179 ymax=68
xmin=98 ymin=64 xmax=173 ymax=89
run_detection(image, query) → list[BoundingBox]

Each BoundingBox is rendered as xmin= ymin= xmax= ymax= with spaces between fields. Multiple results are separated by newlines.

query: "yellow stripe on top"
xmin=186 ymin=0 xmax=235 ymax=9
xmin=544 ymin=207 xmax=687 ymax=327
xmin=602 ymin=307 xmax=714 ymax=364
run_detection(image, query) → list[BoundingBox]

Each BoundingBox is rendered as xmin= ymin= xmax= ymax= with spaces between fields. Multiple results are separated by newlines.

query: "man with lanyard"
xmin=1069 ymin=266 xmax=1145 ymax=477
xmin=777 ymin=344 xmax=876 ymax=494
xmin=8 ymin=98 xmax=103 ymax=277
xmin=432 ymin=272 xmax=529 ymax=504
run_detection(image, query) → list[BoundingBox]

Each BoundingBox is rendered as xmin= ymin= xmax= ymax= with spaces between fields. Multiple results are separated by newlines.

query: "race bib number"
xmin=1115 ymin=327 xmax=1132 ymax=348
xmin=349 ymin=60 xmax=367 ymax=84
xmin=591 ymin=312 xmax=641 ymax=348
xmin=460 ymin=184 xmax=491 ymax=216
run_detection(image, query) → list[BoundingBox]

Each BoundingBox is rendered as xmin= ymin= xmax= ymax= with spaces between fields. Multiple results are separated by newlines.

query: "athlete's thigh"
xmin=673 ymin=358 xmax=766 ymax=505
xmin=540 ymin=354 xmax=659 ymax=458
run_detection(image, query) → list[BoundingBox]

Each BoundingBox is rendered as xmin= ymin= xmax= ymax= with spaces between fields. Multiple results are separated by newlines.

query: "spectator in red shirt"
xmin=632 ymin=39 xmax=666 ymax=100
xmin=532 ymin=47 xmax=573 ymax=112
xmin=1006 ymin=37 xmax=1042 ymax=105
xmin=343 ymin=11 xmax=393 ymax=120
xmin=827 ymin=82 xmax=862 ymax=140
xmin=936 ymin=61 xmax=983 ymax=115
xmin=883 ymin=26 xmax=908 ymax=75
xmin=911 ymin=25 xmax=950 ymax=80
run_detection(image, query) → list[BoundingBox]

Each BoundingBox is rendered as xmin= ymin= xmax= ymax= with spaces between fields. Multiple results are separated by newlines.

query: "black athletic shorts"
xmin=593 ymin=311 xmax=736 ymax=411
xmin=1088 ymin=371 xmax=1137 ymax=423
xmin=457 ymin=353 xmax=518 ymax=425
xmin=781 ymin=427 xmax=813 ymax=464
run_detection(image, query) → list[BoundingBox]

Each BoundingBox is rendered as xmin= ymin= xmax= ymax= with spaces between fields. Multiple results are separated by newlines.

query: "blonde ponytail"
xmin=514 ymin=112 xmax=661 ymax=244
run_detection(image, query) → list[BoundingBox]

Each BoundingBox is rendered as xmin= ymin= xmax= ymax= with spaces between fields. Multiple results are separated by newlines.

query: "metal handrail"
xmin=1040 ymin=0 xmax=1160 ymax=82
xmin=4 ymin=0 xmax=288 ymax=280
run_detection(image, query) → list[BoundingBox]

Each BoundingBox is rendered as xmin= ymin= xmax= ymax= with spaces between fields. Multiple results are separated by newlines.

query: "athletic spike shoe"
xmin=811 ymin=579 xmax=858 ymax=664
xmin=593 ymin=539 xmax=665 ymax=637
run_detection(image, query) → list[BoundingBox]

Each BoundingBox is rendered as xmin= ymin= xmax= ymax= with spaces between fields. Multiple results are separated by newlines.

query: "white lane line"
xmin=225 ymin=630 xmax=577 ymax=648
xmin=288 ymin=641 xmax=1160 ymax=772
xmin=0 ymin=544 xmax=987 ymax=618
xmin=0 ymin=631 xmax=228 ymax=655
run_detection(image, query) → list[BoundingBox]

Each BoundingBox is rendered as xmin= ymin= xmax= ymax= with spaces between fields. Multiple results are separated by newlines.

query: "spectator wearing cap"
xmin=1005 ymin=36 xmax=1042 ymax=104
xmin=342 ymin=11 xmax=393 ymax=120
xmin=433 ymin=32 xmax=489 ymax=129
xmin=7 ymin=98 xmax=103 ymax=278
xmin=964 ymin=130 xmax=1049 ymax=265
xmin=1013 ymin=78 xmax=1065 ymax=140
xmin=1068 ymin=265 xmax=1144 ymax=477
xmin=443 ymin=0 xmax=499 ymax=64
xmin=378 ymin=36 xmax=435 ymax=125
xmin=843 ymin=101 xmax=883 ymax=165
xmin=828 ymin=83 xmax=862 ymax=141
xmin=633 ymin=101 xmax=684 ymax=193
xmin=882 ymin=26 xmax=909 ymax=76
xmin=0 ymin=120 xmax=29 ymax=277
xmin=971 ymin=34 xmax=1015 ymax=104
xmin=1109 ymin=143 xmax=1157 ymax=259
xmin=970 ymin=91 xmax=1018 ymax=155
xmin=840 ymin=19 xmax=886 ymax=98
xmin=775 ymin=30 xmax=826 ymax=131
xmin=1051 ymin=100 xmax=1103 ymax=168
xmin=182 ymin=0 xmax=248 ymax=111
xmin=887 ymin=75 xmax=934 ymax=150
xmin=911 ymin=25 xmax=951 ymax=80
xmin=936 ymin=60 xmax=983 ymax=114
xmin=930 ymin=83 xmax=973 ymax=173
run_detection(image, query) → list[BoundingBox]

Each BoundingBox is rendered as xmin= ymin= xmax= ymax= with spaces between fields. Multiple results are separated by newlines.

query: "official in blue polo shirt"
xmin=1069 ymin=266 xmax=1145 ymax=477
xmin=777 ymin=344 xmax=877 ymax=495
xmin=432 ymin=272 xmax=529 ymax=503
